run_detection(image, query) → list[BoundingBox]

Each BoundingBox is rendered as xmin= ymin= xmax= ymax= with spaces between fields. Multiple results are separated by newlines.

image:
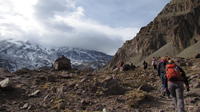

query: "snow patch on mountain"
xmin=0 ymin=39 xmax=112 ymax=71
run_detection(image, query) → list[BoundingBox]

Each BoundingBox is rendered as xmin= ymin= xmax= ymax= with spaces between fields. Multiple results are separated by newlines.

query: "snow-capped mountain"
xmin=0 ymin=39 xmax=112 ymax=71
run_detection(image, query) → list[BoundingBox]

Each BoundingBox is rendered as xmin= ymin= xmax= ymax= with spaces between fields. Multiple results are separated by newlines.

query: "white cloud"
xmin=0 ymin=0 xmax=44 ymax=38
xmin=0 ymin=0 xmax=140 ymax=55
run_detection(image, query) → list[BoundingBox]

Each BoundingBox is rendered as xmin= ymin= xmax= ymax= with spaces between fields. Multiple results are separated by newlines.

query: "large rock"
xmin=195 ymin=53 xmax=200 ymax=58
xmin=28 ymin=90 xmax=40 ymax=97
xmin=0 ymin=78 xmax=10 ymax=88
xmin=138 ymin=84 xmax=155 ymax=92
xmin=53 ymin=56 xmax=72 ymax=71
xmin=193 ymin=82 xmax=200 ymax=88
xmin=101 ymin=76 xmax=125 ymax=95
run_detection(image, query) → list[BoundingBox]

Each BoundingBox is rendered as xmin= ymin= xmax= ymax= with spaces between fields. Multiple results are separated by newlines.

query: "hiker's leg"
xmin=164 ymin=77 xmax=170 ymax=97
xmin=160 ymin=74 xmax=164 ymax=88
xmin=160 ymin=75 xmax=165 ymax=95
xmin=161 ymin=74 xmax=166 ymax=88
xmin=168 ymin=82 xmax=177 ymax=109
xmin=176 ymin=83 xmax=185 ymax=112
xmin=153 ymin=65 xmax=157 ymax=70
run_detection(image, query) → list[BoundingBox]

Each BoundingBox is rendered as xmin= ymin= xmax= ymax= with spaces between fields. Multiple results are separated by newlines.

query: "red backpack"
xmin=166 ymin=64 xmax=182 ymax=80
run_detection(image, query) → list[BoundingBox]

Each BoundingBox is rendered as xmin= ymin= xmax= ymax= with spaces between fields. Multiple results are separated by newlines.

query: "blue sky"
xmin=0 ymin=0 xmax=170 ymax=55
xmin=76 ymin=0 xmax=170 ymax=27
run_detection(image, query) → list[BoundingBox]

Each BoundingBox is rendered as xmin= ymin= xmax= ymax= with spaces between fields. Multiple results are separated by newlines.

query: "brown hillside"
xmin=109 ymin=0 xmax=200 ymax=67
xmin=0 ymin=58 xmax=200 ymax=111
xmin=177 ymin=41 xmax=200 ymax=58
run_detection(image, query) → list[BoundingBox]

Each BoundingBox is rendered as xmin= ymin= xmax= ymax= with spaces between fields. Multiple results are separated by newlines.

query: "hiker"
xmin=166 ymin=60 xmax=190 ymax=112
xmin=143 ymin=61 xmax=148 ymax=70
xmin=151 ymin=57 xmax=157 ymax=70
xmin=157 ymin=57 xmax=169 ymax=96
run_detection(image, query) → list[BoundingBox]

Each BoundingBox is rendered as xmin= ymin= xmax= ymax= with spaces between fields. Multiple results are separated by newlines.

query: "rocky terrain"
xmin=0 ymin=57 xmax=199 ymax=112
xmin=0 ymin=39 xmax=112 ymax=71
xmin=109 ymin=0 xmax=200 ymax=68
xmin=0 ymin=0 xmax=200 ymax=112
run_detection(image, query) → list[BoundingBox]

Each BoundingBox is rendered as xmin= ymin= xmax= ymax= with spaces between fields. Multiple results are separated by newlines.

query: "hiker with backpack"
xmin=157 ymin=57 xmax=169 ymax=96
xmin=166 ymin=60 xmax=190 ymax=112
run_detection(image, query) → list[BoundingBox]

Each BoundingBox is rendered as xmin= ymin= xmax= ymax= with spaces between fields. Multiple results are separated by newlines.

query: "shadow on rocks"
xmin=0 ymin=86 xmax=27 ymax=100
xmin=101 ymin=76 xmax=127 ymax=95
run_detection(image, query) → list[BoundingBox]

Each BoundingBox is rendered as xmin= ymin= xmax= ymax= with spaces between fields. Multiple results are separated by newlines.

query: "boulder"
xmin=138 ymin=84 xmax=155 ymax=92
xmin=56 ymin=86 xmax=64 ymax=99
xmin=191 ymin=65 xmax=200 ymax=71
xmin=195 ymin=53 xmax=200 ymax=58
xmin=28 ymin=90 xmax=40 ymax=97
xmin=53 ymin=56 xmax=72 ymax=71
xmin=101 ymin=76 xmax=125 ymax=95
xmin=103 ymin=108 xmax=109 ymax=112
xmin=123 ymin=64 xmax=136 ymax=71
xmin=57 ymin=102 xmax=65 ymax=110
xmin=126 ymin=90 xmax=148 ymax=108
xmin=0 ymin=78 xmax=10 ymax=88
xmin=21 ymin=103 xmax=29 ymax=109
xmin=193 ymin=82 xmax=200 ymax=88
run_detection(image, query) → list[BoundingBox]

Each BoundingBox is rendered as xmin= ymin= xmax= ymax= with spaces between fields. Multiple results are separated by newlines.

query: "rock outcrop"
xmin=109 ymin=0 xmax=200 ymax=67
xmin=53 ymin=56 xmax=72 ymax=71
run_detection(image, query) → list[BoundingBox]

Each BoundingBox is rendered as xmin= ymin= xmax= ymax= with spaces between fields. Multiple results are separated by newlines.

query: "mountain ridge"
xmin=108 ymin=0 xmax=200 ymax=67
xmin=0 ymin=39 xmax=112 ymax=71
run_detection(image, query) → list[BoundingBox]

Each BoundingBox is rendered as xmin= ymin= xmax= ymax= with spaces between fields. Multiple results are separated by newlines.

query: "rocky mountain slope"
xmin=109 ymin=0 xmax=200 ymax=67
xmin=0 ymin=57 xmax=199 ymax=112
xmin=0 ymin=39 xmax=112 ymax=71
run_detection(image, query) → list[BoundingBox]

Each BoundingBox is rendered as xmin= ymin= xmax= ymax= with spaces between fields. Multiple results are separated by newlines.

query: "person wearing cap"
xmin=166 ymin=60 xmax=190 ymax=112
